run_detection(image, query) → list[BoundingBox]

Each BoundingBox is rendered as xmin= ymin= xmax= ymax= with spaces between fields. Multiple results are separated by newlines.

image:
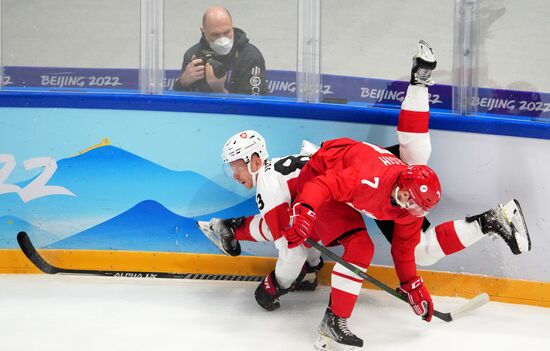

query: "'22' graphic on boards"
xmin=0 ymin=154 xmax=75 ymax=203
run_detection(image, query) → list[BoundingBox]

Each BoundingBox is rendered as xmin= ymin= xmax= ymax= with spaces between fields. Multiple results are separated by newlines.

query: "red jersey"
xmin=296 ymin=138 xmax=424 ymax=282
xmin=237 ymin=86 xmax=432 ymax=283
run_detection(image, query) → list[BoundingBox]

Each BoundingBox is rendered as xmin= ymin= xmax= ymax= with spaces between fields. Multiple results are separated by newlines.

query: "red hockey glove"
xmin=397 ymin=276 xmax=434 ymax=322
xmin=282 ymin=203 xmax=316 ymax=249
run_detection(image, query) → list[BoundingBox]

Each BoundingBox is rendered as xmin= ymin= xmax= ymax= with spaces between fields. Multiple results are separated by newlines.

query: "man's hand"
xmin=282 ymin=203 xmax=316 ymax=249
xmin=397 ymin=276 xmax=434 ymax=322
xmin=178 ymin=57 xmax=205 ymax=87
xmin=205 ymin=63 xmax=228 ymax=93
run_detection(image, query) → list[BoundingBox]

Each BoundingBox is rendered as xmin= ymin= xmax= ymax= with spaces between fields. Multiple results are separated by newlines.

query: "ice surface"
xmin=1 ymin=274 xmax=548 ymax=350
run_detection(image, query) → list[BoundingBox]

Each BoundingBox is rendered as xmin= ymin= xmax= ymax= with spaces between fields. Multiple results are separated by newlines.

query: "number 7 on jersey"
xmin=361 ymin=177 xmax=379 ymax=189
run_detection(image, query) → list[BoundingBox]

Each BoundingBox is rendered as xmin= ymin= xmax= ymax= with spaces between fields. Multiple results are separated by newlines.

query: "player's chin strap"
xmin=394 ymin=186 xmax=407 ymax=209
xmin=247 ymin=160 xmax=262 ymax=188
xmin=393 ymin=186 xmax=429 ymax=217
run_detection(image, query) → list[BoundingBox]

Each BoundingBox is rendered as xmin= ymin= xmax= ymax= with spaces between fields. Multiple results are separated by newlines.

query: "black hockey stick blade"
xmin=17 ymin=231 xmax=61 ymax=274
xmin=306 ymin=238 xmax=487 ymax=322
xmin=433 ymin=309 xmax=452 ymax=322
xmin=16 ymin=231 xmax=262 ymax=282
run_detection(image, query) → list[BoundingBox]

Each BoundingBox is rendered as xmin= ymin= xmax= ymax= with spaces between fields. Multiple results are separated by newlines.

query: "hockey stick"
xmin=305 ymin=238 xmax=489 ymax=322
xmin=16 ymin=231 xmax=262 ymax=282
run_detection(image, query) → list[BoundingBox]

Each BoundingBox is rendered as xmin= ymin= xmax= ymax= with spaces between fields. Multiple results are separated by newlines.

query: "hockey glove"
xmin=397 ymin=276 xmax=433 ymax=322
xmin=282 ymin=203 xmax=316 ymax=249
xmin=291 ymin=258 xmax=324 ymax=292
xmin=254 ymin=271 xmax=289 ymax=311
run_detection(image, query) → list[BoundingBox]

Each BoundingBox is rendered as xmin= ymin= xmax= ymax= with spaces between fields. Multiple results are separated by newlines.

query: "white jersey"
xmin=244 ymin=155 xmax=321 ymax=289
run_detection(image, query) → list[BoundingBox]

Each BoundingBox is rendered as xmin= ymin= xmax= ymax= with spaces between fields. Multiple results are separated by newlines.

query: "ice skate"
xmin=294 ymin=258 xmax=324 ymax=291
xmin=314 ymin=308 xmax=363 ymax=351
xmin=300 ymin=139 xmax=320 ymax=156
xmin=197 ymin=217 xmax=243 ymax=256
xmin=466 ymin=199 xmax=531 ymax=255
xmin=410 ymin=40 xmax=437 ymax=86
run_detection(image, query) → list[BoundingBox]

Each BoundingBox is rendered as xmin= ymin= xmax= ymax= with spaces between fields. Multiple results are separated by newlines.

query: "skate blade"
xmin=503 ymin=199 xmax=531 ymax=253
xmin=196 ymin=221 xmax=227 ymax=255
xmin=197 ymin=221 xmax=212 ymax=232
xmin=314 ymin=334 xmax=361 ymax=351
xmin=300 ymin=140 xmax=320 ymax=156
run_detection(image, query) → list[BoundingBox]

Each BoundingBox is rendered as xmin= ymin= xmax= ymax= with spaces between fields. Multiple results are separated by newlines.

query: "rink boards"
xmin=0 ymin=248 xmax=548 ymax=308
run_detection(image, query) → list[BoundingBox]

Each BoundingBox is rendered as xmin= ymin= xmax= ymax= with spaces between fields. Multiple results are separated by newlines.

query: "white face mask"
xmin=209 ymin=36 xmax=233 ymax=56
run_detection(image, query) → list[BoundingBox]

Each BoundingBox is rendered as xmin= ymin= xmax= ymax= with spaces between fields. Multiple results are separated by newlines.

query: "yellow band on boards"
xmin=1 ymin=249 xmax=548 ymax=308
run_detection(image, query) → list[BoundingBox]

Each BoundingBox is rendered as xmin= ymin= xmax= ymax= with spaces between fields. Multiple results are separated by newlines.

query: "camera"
xmin=195 ymin=49 xmax=228 ymax=78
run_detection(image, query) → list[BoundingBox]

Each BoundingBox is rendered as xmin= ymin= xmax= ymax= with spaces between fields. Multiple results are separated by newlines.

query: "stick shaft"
xmin=305 ymin=238 xmax=452 ymax=322
xmin=17 ymin=231 xmax=262 ymax=282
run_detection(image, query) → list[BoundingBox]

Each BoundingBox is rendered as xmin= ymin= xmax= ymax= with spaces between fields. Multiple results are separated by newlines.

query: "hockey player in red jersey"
xmin=285 ymin=142 xmax=440 ymax=349
xmin=199 ymin=41 xmax=530 ymax=350
xmin=280 ymin=41 xmax=530 ymax=351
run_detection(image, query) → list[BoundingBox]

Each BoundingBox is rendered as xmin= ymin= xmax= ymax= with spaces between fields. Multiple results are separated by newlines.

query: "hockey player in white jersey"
xmin=200 ymin=129 xmax=324 ymax=311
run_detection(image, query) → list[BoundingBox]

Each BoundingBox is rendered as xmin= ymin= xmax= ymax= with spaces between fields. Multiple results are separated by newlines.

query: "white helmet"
xmin=222 ymin=130 xmax=269 ymax=164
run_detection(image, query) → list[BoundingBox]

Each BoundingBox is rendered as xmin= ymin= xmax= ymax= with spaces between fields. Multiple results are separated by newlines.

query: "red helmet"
xmin=396 ymin=165 xmax=442 ymax=217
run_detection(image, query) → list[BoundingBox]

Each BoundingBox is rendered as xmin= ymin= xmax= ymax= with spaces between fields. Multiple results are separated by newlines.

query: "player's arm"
xmin=391 ymin=218 xmax=424 ymax=282
xmin=256 ymin=166 xmax=294 ymax=240
xmin=260 ymin=203 xmax=291 ymax=239
xmin=283 ymin=167 xmax=361 ymax=248
xmin=392 ymin=218 xmax=434 ymax=322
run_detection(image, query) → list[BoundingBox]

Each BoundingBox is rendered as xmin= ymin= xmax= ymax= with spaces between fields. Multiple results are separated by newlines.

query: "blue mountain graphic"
xmin=0 ymin=145 xmax=245 ymax=238
xmin=0 ymin=216 xmax=60 ymax=248
xmin=50 ymin=200 xmax=220 ymax=252
xmin=193 ymin=196 xmax=259 ymax=221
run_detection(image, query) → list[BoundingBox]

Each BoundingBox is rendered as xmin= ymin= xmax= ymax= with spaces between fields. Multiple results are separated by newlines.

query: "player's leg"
xmin=398 ymin=40 xmax=437 ymax=166
xmin=199 ymin=213 xmax=276 ymax=256
xmin=410 ymin=40 xmax=437 ymax=87
xmin=466 ymin=199 xmax=531 ymax=254
xmin=313 ymin=203 xmax=372 ymax=351
xmin=292 ymin=247 xmax=324 ymax=291
xmin=314 ymin=230 xmax=372 ymax=351
xmin=415 ymin=199 xmax=531 ymax=266
xmin=198 ymin=216 xmax=244 ymax=256
xmin=255 ymin=241 xmax=311 ymax=311
xmin=374 ymin=216 xmax=431 ymax=244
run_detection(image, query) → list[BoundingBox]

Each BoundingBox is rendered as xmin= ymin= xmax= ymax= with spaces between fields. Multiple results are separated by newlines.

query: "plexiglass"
xmin=2 ymin=0 xmax=140 ymax=92
xmin=320 ymin=0 xmax=453 ymax=109
xmin=475 ymin=0 xmax=550 ymax=120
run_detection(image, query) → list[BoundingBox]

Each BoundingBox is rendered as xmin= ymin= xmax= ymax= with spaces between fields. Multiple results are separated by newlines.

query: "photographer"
xmin=173 ymin=6 xmax=267 ymax=95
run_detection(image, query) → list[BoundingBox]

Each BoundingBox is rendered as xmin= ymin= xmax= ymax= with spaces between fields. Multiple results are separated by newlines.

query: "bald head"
xmin=202 ymin=6 xmax=232 ymax=28
xmin=201 ymin=6 xmax=234 ymax=43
